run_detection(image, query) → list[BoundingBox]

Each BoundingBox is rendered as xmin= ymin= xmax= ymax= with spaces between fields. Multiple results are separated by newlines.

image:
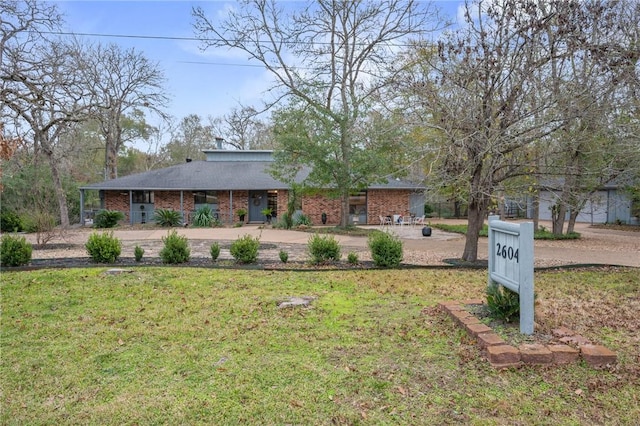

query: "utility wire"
xmin=40 ymin=30 xmax=420 ymax=48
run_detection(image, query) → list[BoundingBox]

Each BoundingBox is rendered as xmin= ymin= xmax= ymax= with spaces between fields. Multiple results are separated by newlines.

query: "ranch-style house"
xmin=79 ymin=150 xmax=426 ymax=226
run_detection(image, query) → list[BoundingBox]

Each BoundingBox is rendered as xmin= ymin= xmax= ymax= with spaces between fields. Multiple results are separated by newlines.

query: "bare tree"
xmin=162 ymin=114 xmax=214 ymax=164
xmin=193 ymin=0 xmax=445 ymax=226
xmin=538 ymin=0 xmax=640 ymax=234
xmin=79 ymin=42 xmax=169 ymax=179
xmin=1 ymin=2 xmax=92 ymax=228
xmin=397 ymin=0 xmax=597 ymax=261
xmin=0 ymin=0 xmax=61 ymax=66
xmin=2 ymin=39 xmax=91 ymax=228
xmin=210 ymin=105 xmax=274 ymax=150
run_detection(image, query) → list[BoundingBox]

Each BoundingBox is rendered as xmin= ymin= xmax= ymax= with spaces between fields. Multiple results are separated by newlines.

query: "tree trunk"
xmin=532 ymin=189 xmax=540 ymax=232
xmin=43 ymin=148 xmax=70 ymax=228
xmin=567 ymin=210 xmax=579 ymax=234
xmin=462 ymin=195 xmax=488 ymax=262
xmin=551 ymin=203 xmax=566 ymax=235
xmin=340 ymin=190 xmax=350 ymax=227
xmin=106 ymin=143 xmax=119 ymax=179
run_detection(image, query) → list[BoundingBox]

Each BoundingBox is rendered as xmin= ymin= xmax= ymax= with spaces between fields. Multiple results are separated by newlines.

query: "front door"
xmin=249 ymin=191 xmax=268 ymax=222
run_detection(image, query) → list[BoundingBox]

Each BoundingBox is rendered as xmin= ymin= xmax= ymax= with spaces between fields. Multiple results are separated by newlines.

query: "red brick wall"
xmin=104 ymin=189 xmax=411 ymax=226
xmin=303 ymin=192 xmax=342 ymax=225
xmin=104 ymin=191 xmax=130 ymax=222
xmin=367 ymin=189 xmax=411 ymax=223
xmin=276 ymin=190 xmax=288 ymax=220
xmin=233 ymin=191 xmax=249 ymax=223
xmin=155 ymin=191 xmax=194 ymax=212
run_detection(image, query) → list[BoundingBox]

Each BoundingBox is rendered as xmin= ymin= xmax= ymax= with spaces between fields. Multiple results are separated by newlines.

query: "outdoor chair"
xmin=413 ymin=215 xmax=426 ymax=227
xmin=379 ymin=215 xmax=392 ymax=228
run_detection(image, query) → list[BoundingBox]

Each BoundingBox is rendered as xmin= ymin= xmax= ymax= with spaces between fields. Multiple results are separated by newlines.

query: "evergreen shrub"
xmin=94 ymin=210 xmax=125 ymax=229
xmin=210 ymin=242 xmax=221 ymax=261
xmin=0 ymin=211 xmax=22 ymax=232
xmin=230 ymin=234 xmax=260 ymax=264
xmin=308 ymin=233 xmax=341 ymax=264
xmin=0 ymin=234 xmax=32 ymax=267
xmin=134 ymin=245 xmax=145 ymax=262
xmin=85 ymin=232 xmax=122 ymax=263
xmin=368 ymin=231 xmax=403 ymax=267
xmin=159 ymin=230 xmax=190 ymax=264
xmin=486 ymin=284 xmax=521 ymax=323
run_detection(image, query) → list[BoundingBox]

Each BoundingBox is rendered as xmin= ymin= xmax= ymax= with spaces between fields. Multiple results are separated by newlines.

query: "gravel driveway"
xmin=22 ymin=220 xmax=640 ymax=268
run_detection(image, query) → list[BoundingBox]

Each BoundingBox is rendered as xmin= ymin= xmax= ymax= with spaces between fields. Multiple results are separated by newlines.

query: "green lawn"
xmin=2 ymin=267 xmax=638 ymax=425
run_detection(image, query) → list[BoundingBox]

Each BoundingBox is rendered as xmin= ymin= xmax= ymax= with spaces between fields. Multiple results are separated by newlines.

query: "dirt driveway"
xmin=24 ymin=220 xmax=639 ymax=268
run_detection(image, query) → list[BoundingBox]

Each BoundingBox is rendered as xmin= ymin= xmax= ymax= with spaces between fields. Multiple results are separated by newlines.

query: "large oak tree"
xmin=193 ymin=0 xmax=444 ymax=226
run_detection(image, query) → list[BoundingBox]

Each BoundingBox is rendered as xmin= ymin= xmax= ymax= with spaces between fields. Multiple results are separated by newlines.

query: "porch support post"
xmin=80 ymin=189 xmax=85 ymax=226
xmin=180 ymin=191 xmax=184 ymax=224
xmin=229 ymin=190 xmax=233 ymax=225
xmin=129 ymin=191 xmax=133 ymax=225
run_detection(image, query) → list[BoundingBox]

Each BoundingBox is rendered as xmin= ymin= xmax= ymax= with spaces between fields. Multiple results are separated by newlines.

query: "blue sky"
xmin=54 ymin=1 xmax=464 ymax=125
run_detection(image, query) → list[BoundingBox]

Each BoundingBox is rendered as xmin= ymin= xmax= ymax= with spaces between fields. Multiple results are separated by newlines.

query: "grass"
xmin=2 ymin=267 xmax=638 ymax=424
xmin=431 ymin=223 xmax=581 ymax=240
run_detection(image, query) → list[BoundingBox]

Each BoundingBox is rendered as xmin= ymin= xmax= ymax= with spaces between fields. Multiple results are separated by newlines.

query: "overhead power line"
xmin=41 ymin=30 xmax=421 ymax=48
xmin=43 ymin=30 xmax=202 ymax=42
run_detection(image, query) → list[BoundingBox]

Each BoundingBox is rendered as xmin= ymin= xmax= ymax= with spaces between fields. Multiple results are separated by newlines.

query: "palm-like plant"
xmin=154 ymin=209 xmax=182 ymax=227
xmin=192 ymin=206 xmax=214 ymax=227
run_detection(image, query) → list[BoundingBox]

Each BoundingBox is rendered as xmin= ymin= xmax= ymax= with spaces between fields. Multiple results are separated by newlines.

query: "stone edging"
xmin=438 ymin=300 xmax=617 ymax=369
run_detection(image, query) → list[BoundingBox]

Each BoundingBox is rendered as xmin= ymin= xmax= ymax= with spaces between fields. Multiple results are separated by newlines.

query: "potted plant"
xmin=237 ymin=208 xmax=247 ymax=223
xmin=261 ymin=207 xmax=273 ymax=224
xmin=321 ymin=212 xmax=327 ymax=225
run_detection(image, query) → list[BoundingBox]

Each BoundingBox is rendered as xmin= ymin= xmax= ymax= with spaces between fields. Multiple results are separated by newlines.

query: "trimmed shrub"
xmin=210 ymin=242 xmax=221 ymax=261
xmin=308 ymin=233 xmax=341 ymax=264
xmin=0 ymin=211 xmax=22 ymax=232
xmin=154 ymin=209 xmax=182 ymax=227
xmin=486 ymin=284 xmax=520 ymax=323
xmin=192 ymin=206 xmax=214 ymax=227
xmin=279 ymin=249 xmax=289 ymax=263
xmin=94 ymin=210 xmax=125 ymax=229
xmin=274 ymin=213 xmax=292 ymax=229
xmin=347 ymin=251 xmax=359 ymax=265
xmin=368 ymin=231 xmax=403 ymax=268
xmin=230 ymin=234 xmax=260 ymax=264
xmin=85 ymin=232 xmax=122 ymax=263
xmin=0 ymin=234 xmax=32 ymax=267
xmin=134 ymin=245 xmax=145 ymax=262
xmin=159 ymin=230 xmax=190 ymax=264
xmin=294 ymin=213 xmax=312 ymax=227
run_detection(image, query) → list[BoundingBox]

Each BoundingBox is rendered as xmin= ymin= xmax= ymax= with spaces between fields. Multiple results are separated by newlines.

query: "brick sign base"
xmin=438 ymin=300 xmax=617 ymax=369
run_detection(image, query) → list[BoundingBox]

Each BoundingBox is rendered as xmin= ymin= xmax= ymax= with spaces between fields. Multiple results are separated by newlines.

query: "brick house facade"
xmin=102 ymin=188 xmax=413 ymax=226
xmin=82 ymin=150 xmax=423 ymax=226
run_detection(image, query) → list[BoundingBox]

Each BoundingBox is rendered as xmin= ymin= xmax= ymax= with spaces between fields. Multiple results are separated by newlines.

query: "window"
xmin=267 ymin=190 xmax=278 ymax=214
xmin=349 ymin=191 xmax=367 ymax=215
xmin=132 ymin=191 xmax=154 ymax=204
xmin=194 ymin=191 xmax=218 ymax=205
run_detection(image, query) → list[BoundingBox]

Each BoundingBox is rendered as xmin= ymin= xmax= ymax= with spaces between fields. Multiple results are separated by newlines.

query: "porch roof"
xmin=80 ymin=160 xmax=423 ymax=191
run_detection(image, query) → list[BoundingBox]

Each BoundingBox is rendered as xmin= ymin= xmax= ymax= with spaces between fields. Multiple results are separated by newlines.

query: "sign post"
xmin=488 ymin=215 xmax=535 ymax=335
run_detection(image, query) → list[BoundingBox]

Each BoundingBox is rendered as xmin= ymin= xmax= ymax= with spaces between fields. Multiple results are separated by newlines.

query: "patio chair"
xmin=379 ymin=215 xmax=392 ymax=228
xmin=402 ymin=215 xmax=414 ymax=227
xmin=413 ymin=215 xmax=426 ymax=227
